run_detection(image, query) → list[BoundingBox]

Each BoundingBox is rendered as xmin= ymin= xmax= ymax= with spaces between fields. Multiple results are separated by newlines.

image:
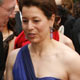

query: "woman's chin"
xmin=29 ymin=39 xmax=40 ymax=44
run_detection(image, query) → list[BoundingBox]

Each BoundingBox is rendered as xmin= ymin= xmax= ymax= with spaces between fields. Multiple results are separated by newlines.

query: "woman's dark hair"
xmin=21 ymin=0 xmax=57 ymax=19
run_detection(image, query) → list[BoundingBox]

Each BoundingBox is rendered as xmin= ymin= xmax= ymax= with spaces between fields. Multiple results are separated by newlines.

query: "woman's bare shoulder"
xmin=57 ymin=41 xmax=78 ymax=57
xmin=53 ymin=40 xmax=79 ymax=62
xmin=56 ymin=41 xmax=80 ymax=68
xmin=58 ymin=42 xmax=80 ymax=79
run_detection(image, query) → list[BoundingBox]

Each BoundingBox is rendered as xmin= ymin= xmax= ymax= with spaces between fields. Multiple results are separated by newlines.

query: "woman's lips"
xmin=27 ymin=33 xmax=36 ymax=38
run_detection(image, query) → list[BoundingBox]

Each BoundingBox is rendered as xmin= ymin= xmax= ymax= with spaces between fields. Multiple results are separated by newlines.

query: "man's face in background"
xmin=0 ymin=0 xmax=16 ymax=31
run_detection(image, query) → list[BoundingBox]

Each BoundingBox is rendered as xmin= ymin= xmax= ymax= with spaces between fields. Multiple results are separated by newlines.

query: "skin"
xmin=0 ymin=0 xmax=16 ymax=31
xmin=55 ymin=0 xmax=62 ymax=5
xmin=10 ymin=1 xmax=20 ymax=18
xmin=6 ymin=6 xmax=80 ymax=80
xmin=59 ymin=32 xmax=75 ymax=50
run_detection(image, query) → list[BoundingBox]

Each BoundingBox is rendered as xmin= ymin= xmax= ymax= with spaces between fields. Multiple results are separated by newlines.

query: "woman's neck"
xmin=29 ymin=38 xmax=54 ymax=56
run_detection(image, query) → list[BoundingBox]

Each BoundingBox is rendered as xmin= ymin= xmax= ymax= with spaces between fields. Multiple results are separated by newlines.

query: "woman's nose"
xmin=27 ymin=21 xmax=34 ymax=29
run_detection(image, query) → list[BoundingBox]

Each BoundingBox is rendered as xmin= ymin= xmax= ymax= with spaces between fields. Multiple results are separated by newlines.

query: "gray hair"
xmin=0 ymin=0 xmax=3 ymax=6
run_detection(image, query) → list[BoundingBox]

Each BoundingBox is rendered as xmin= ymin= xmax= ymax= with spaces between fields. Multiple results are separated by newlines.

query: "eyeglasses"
xmin=1 ymin=6 xmax=15 ymax=15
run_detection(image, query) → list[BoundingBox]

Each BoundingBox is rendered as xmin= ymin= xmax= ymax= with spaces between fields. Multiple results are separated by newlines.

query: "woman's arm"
xmin=6 ymin=49 xmax=20 ymax=80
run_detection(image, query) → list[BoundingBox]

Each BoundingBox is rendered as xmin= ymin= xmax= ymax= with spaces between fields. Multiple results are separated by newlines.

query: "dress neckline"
xmin=26 ymin=45 xmax=61 ymax=80
xmin=37 ymin=77 xmax=60 ymax=80
xmin=23 ymin=45 xmax=61 ymax=80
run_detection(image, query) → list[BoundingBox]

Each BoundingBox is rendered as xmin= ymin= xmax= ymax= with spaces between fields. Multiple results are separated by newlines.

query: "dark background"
xmin=73 ymin=0 xmax=79 ymax=2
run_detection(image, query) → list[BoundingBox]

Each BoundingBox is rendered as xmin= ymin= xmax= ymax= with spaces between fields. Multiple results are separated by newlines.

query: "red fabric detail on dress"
xmin=53 ymin=31 xmax=59 ymax=41
xmin=14 ymin=31 xmax=30 ymax=49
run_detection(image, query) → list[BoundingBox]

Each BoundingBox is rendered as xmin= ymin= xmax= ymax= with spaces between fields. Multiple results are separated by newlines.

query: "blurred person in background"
xmin=2 ymin=0 xmax=20 ymax=56
xmin=61 ymin=0 xmax=75 ymax=39
xmin=0 ymin=0 xmax=16 ymax=79
xmin=56 ymin=0 xmax=76 ymax=48
xmin=55 ymin=0 xmax=74 ymax=15
xmin=73 ymin=1 xmax=80 ymax=19
xmin=70 ymin=1 xmax=80 ymax=54
xmin=61 ymin=0 xmax=74 ymax=15
xmin=2 ymin=1 xmax=22 ymax=79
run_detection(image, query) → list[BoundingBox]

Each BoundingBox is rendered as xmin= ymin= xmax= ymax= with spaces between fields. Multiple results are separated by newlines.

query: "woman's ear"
xmin=49 ymin=14 xmax=55 ymax=27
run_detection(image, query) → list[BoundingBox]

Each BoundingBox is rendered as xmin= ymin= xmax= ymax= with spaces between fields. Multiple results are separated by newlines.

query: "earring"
xmin=50 ymin=27 xmax=54 ymax=39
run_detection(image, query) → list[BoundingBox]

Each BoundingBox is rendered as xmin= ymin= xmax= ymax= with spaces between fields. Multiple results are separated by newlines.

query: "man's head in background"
xmin=0 ymin=0 xmax=16 ymax=31
xmin=55 ymin=0 xmax=73 ymax=15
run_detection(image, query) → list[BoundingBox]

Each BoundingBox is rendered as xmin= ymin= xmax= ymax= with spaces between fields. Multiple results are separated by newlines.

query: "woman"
xmin=6 ymin=0 xmax=80 ymax=80
xmin=14 ymin=2 xmax=75 ymax=50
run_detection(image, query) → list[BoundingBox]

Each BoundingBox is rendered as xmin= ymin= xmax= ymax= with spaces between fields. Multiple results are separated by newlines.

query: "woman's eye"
xmin=22 ymin=19 xmax=28 ymax=23
xmin=34 ymin=20 xmax=40 ymax=22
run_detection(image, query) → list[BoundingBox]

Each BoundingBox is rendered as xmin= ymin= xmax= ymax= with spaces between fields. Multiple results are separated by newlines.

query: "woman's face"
xmin=22 ymin=6 xmax=55 ymax=43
